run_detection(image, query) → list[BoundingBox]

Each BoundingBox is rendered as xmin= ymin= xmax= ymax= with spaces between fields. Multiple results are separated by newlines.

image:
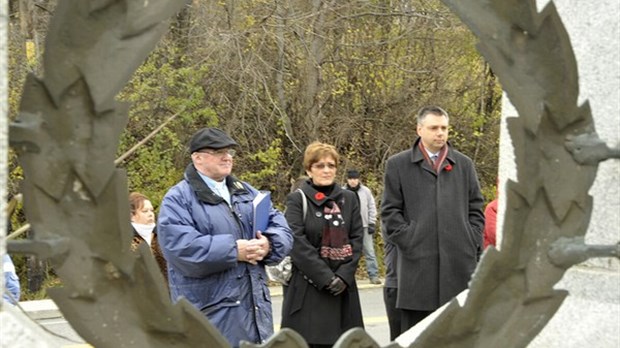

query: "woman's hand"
xmin=326 ymin=276 xmax=347 ymax=296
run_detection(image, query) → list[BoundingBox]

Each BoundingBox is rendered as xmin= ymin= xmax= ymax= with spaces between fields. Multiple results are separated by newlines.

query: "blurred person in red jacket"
xmin=483 ymin=198 xmax=498 ymax=249
xmin=483 ymin=179 xmax=499 ymax=249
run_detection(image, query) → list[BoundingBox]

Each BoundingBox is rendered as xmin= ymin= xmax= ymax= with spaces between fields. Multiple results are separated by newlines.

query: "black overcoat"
xmin=381 ymin=138 xmax=485 ymax=311
xmin=281 ymin=181 xmax=364 ymax=345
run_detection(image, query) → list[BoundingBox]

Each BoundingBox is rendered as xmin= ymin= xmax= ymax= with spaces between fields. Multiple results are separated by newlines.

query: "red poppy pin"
xmin=314 ymin=192 xmax=326 ymax=200
xmin=445 ymin=164 xmax=453 ymax=172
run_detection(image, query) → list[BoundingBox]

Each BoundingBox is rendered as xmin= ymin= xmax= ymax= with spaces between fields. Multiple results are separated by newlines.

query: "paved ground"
xmin=12 ymin=277 xmax=387 ymax=347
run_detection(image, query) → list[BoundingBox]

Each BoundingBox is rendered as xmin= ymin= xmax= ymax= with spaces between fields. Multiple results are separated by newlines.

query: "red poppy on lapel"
xmin=445 ymin=164 xmax=453 ymax=172
xmin=315 ymin=192 xmax=326 ymax=200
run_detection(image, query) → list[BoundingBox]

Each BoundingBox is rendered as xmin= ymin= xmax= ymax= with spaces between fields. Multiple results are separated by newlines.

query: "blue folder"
xmin=253 ymin=191 xmax=271 ymax=233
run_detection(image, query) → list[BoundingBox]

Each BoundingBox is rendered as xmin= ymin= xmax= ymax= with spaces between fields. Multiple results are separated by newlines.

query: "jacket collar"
xmin=184 ymin=163 xmax=248 ymax=205
xmin=410 ymin=137 xmax=456 ymax=165
xmin=300 ymin=179 xmax=343 ymax=206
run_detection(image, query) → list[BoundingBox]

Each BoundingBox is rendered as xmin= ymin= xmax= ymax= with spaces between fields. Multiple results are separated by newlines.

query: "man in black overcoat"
xmin=381 ymin=105 xmax=485 ymax=335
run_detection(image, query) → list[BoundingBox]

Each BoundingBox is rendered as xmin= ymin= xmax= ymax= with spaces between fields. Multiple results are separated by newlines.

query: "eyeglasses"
xmin=311 ymin=162 xmax=337 ymax=170
xmin=197 ymin=148 xmax=236 ymax=157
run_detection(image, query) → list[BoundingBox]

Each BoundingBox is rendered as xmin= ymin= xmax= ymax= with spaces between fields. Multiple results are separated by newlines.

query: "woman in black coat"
xmin=281 ymin=142 xmax=364 ymax=348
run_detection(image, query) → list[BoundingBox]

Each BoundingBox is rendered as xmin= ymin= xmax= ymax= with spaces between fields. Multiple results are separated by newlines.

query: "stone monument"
xmin=499 ymin=1 xmax=619 ymax=347
xmin=1 ymin=1 xmax=618 ymax=347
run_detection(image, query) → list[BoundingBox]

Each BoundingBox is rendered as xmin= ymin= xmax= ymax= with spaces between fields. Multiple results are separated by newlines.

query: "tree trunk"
xmin=302 ymin=0 xmax=326 ymax=140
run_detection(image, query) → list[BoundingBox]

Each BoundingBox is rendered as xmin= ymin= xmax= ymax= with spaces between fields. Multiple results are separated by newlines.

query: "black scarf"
xmin=346 ymin=184 xmax=360 ymax=192
xmin=345 ymin=183 xmax=362 ymax=209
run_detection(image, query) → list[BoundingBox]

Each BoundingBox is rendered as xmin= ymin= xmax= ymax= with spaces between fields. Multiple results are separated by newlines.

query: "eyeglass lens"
xmin=312 ymin=163 xmax=336 ymax=169
xmin=201 ymin=149 xmax=236 ymax=157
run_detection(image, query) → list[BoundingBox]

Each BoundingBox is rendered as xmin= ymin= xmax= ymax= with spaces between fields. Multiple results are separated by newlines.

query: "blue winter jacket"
xmin=3 ymin=254 xmax=20 ymax=305
xmin=158 ymin=164 xmax=293 ymax=347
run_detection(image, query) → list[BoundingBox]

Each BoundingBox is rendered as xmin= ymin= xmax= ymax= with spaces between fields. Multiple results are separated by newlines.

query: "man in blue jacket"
xmin=158 ymin=127 xmax=293 ymax=347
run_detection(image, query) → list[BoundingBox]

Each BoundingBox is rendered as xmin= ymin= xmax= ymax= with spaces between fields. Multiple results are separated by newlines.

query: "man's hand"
xmin=237 ymin=232 xmax=271 ymax=264
xmin=367 ymin=224 xmax=376 ymax=235
xmin=236 ymin=239 xmax=258 ymax=265
xmin=250 ymin=231 xmax=271 ymax=261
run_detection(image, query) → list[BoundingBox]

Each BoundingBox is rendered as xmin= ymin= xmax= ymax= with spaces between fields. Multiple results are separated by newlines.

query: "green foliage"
xmin=238 ymin=137 xmax=287 ymax=210
xmin=117 ymin=42 xmax=220 ymax=209
xmin=20 ymin=273 xmax=62 ymax=301
xmin=239 ymin=137 xmax=283 ymax=187
xmin=121 ymin=129 xmax=184 ymax=209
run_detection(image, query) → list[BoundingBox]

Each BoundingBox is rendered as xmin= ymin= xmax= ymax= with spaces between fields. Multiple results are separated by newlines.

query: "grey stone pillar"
xmin=499 ymin=1 xmax=620 ymax=347
xmin=0 ymin=4 xmax=55 ymax=347
xmin=1 ymin=0 xmax=9 ymax=308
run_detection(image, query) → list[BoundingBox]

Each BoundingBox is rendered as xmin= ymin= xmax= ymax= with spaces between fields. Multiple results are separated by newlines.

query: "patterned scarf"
xmin=418 ymin=141 xmax=449 ymax=173
xmin=319 ymin=199 xmax=353 ymax=263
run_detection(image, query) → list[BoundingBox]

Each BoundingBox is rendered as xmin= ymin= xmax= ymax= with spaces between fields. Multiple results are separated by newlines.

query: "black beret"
xmin=347 ymin=169 xmax=360 ymax=178
xmin=189 ymin=128 xmax=238 ymax=153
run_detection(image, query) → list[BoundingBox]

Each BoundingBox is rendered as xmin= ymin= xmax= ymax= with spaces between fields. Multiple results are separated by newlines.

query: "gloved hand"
xmin=367 ymin=224 xmax=376 ymax=235
xmin=326 ymin=276 xmax=347 ymax=296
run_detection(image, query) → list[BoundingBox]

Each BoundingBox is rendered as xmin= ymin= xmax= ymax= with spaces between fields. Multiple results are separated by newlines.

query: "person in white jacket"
xmin=345 ymin=169 xmax=381 ymax=284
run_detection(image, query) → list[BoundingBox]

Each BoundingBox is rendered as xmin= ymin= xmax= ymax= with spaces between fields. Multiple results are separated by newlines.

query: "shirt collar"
xmin=424 ymin=148 xmax=439 ymax=158
xmin=197 ymin=171 xmax=226 ymax=192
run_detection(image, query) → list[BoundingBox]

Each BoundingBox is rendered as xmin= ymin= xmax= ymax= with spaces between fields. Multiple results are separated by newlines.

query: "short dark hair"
xmin=417 ymin=106 xmax=449 ymax=125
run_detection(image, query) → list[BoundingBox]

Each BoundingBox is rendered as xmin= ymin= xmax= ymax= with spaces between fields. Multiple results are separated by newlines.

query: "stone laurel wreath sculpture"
xmin=7 ymin=0 xmax=618 ymax=348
